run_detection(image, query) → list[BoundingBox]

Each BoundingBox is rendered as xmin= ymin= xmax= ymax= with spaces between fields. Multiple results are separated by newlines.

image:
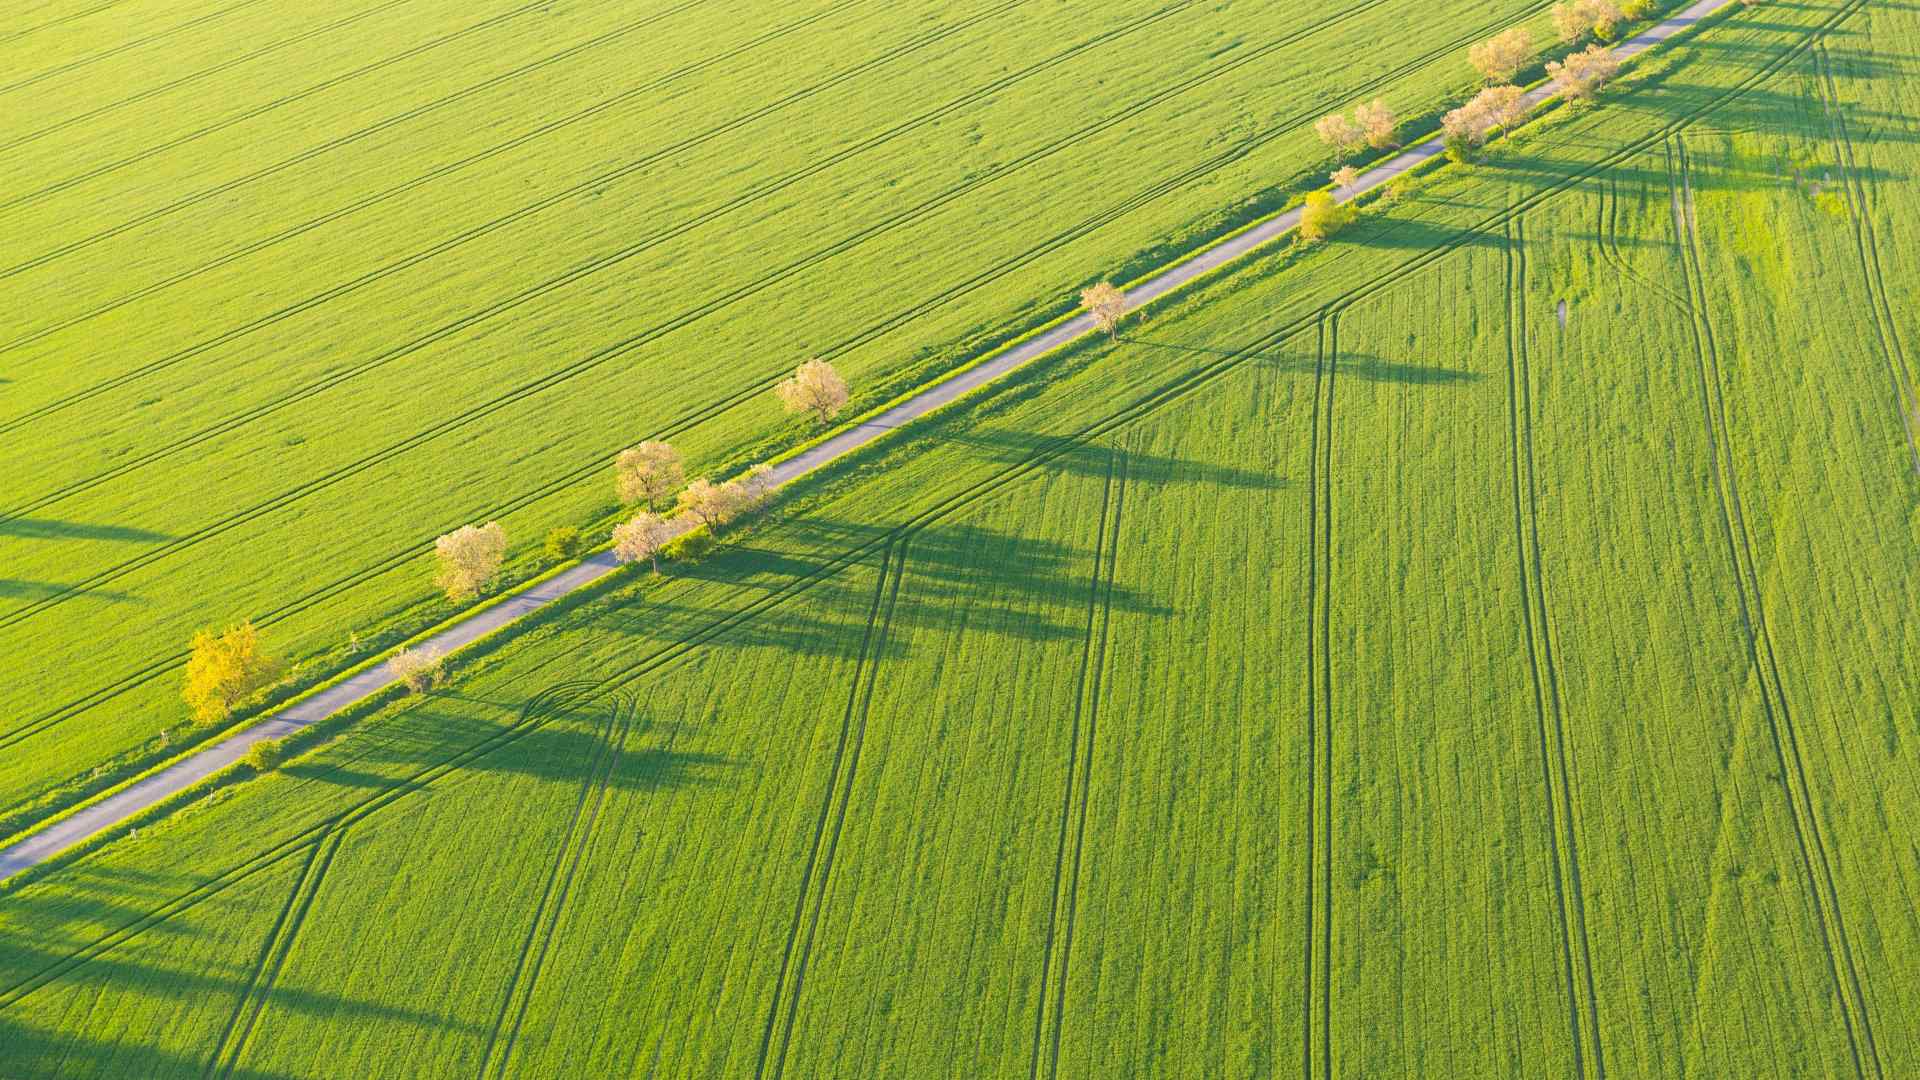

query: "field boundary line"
xmin=0 ymin=0 xmax=1809 ymax=883
xmin=478 ymin=692 xmax=640 ymax=1079
xmin=202 ymin=823 xmax=349 ymax=1079
xmin=1505 ymin=216 xmax=1606 ymax=1078
xmin=1670 ymin=137 xmax=1882 ymax=1080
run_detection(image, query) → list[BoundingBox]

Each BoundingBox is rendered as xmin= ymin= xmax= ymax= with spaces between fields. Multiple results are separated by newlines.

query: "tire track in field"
xmin=0 ymin=0 xmax=426 ymax=156
xmin=201 ymin=823 xmax=349 ymax=1080
xmin=0 ymin=0 xmax=1330 ymax=453
xmin=1670 ymin=137 xmax=1882 ymax=1080
xmin=1813 ymin=41 xmax=1919 ymax=475
xmin=0 ymin=679 xmax=601 ymax=1010
xmin=1027 ymin=444 xmax=1126 ymax=1080
xmin=1300 ymin=312 xmax=1336 ymax=1080
xmin=0 ymin=0 xmax=1534 ymax=583
xmin=755 ymin=540 xmax=905 ymax=1080
xmin=0 ymin=0 xmax=1843 ymax=764
xmin=477 ymin=692 xmax=640 ymax=1080
xmin=0 ymin=0 xmax=135 ymax=47
xmin=0 ymin=0 xmax=1827 ymax=767
xmin=0 ymin=0 xmax=1108 ymax=429
xmin=0 ymin=0 xmax=1399 ymax=620
xmin=0 ymin=0 xmax=1857 ymax=886
xmin=0 ymin=26 xmax=1820 ymax=980
xmin=1504 ymin=216 xmax=1606 ymax=1079
xmin=0 ymin=0 xmax=857 ymax=297
xmin=1596 ymin=168 xmax=1690 ymax=316
xmin=0 ymin=0 xmax=616 ymax=215
xmin=0 ymin=0 xmax=278 ymax=96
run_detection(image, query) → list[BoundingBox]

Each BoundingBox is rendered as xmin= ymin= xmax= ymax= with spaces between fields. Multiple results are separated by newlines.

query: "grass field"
xmin=2 ymin=0 xmax=1914 ymax=1074
xmin=0 ymin=0 xmax=1622 ymax=838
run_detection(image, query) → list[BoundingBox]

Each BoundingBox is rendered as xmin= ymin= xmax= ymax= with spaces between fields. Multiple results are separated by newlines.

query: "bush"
xmin=388 ymin=646 xmax=445 ymax=694
xmin=1445 ymin=133 xmax=1478 ymax=164
xmin=662 ymin=526 xmax=716 ymax=563
xmin=544 ymin=525 xmax=584 ymax=560
xmin=243 ymin=739 xmax=286 ymax=774
xmin=1298 ymin=191 xmax=1356 ymax=242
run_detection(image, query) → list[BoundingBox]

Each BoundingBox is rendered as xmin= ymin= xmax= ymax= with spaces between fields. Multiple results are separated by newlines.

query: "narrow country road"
xmin=0 ymin=0 xmax=1732 ymax=883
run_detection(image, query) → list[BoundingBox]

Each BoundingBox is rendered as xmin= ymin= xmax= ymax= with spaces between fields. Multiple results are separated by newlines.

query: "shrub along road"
xmin=0 ymin=0 xmax=1733 ymax=882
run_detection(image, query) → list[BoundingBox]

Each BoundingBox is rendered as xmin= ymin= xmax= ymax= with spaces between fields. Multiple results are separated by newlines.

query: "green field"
xmin=0 ymin=0 xmax=1607 ymax=838
xmin=3 ymin=0 xmax=1915 ymax=1074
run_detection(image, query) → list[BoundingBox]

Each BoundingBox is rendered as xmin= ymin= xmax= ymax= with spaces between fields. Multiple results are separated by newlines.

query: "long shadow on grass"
xmin=0 ymin=518 xmax=171 ymax=543
xmin=283 ymin=706 xmax=736 ymax=794
xmin=1124 ymin=337 xmax=1484 ymax=385
xmin=0 ymin=1012 xmax=297 ymax=1080
xmin=623 ymin=519 xmax=1173 ymax=656
xmin=0 ymin=578 xmax=141 ymax=604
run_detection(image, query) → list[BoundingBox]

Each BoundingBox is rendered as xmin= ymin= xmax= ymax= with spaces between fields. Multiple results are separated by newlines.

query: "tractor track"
xmin=0 ymin=0 xmax=1865 ymax=976
xmin=0 ymin=0 xmax=606 ymax=215
xmin=1812 ymin=41 xmax=1918 ymax=475
xmin=1 ymin=0 xmax=426 ymax=156
xmin=201 ymin=822 xmax=348 ymax=1079
xmin=478 ymin=693 xmax=640 ymax=1080
xmin=0 ymin=0 xmax=279 ymax=97
xmin=1028 ymin=444 xmax=1126 ymax=1080
xmin=1670 ymin=138 xmax=1882 ymax=1080
xmin=755 ymin=540 xmax=905 ymax=1080
xmin=1505 ymin=216 xmax=1606 ymax=1079
xmin=0 ymin=0 xmax=1509 ymax=630
xmin=0 ymin=0 xmax=982 ymax=361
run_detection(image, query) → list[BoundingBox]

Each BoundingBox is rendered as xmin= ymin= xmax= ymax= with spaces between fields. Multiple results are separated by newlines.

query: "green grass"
xmin=2 ymin=0 xmax=1917 ymax=1075
xmin=0 ymin=0 xmax=1616 ymax=835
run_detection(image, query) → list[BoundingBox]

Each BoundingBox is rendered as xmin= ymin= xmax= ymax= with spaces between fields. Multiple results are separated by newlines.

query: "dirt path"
xmin=0 ymin=0 xmax=1732 ymax=883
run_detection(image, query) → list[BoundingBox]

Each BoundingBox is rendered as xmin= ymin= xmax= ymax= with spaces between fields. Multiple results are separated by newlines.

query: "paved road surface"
xmin=0 ymin=0 xmax=1732 ymax=883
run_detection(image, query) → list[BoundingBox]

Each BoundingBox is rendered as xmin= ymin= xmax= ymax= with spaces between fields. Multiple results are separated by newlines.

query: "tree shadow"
xmin=0 ymin=518 xmax=172 ymax=543
xmin=0 ymin=578 xmax=142 ymax=604
xmin=1123 ymin=336 xmax=1483 ymax=384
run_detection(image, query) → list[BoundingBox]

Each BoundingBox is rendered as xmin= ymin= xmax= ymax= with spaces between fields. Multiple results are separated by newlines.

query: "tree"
xmin=1553 ymin=0 xmax=1624 ymax=42
xmin=544 ymin=526 xmax=583 ymax=560
xmin=1479 ymin=84 xmax=1532 ymax=130
xmin=1469 ymin=27 xmax=1533 ymax=83
xmin=1331 ymin=165 xmax=1360 ymax=189
xmin=738 ymin=463 xmax=777 ymax=509
xmin=1548 ymin=44 xmax=1622 ymax=102
xmin=774 ymin=359 xmax=849 ymax=427
xmin=1353 ymin=99 xmax=1397 ymax=149
xmin=614 ymin=441 xmax=683 ymax=509
xmin=433 ymin=521 xmax=507 ymax=602
xmin=388 ymin=646 xmax=445 ymax=694
xmin=1314 ymin=112 xmax=1363 ymax=153
xmin=613 ymin=510 xmax=675 ymax=574
xmin=1080 ymin=281 xmax=1127 ymax=339
xmin=1298 ymin=192 xmax=1356 ymax=243
xmin=676 ymin=478 xmax=745 ymax=533
xmin=182 ymin=622 xmax=281 ymax=724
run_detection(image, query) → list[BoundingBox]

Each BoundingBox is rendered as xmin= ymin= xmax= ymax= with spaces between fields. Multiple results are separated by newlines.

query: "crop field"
xmin=1 ymin=0 xmax=1914 ymax=1074
xmin=0 ymin=0 xmax=1618 ymax=838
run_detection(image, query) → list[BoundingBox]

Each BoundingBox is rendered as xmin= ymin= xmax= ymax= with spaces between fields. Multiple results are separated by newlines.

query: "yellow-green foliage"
xmin=180 ymin=622 xmax=280 ymax=725
xmin=3 ymin=4 xmax=1915 ymax=1074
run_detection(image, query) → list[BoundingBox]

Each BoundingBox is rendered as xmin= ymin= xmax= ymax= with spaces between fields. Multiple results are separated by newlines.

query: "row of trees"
xmin=183 ymin=360 xmax=850 ymax=719
xmin=181 ymin=0 xmax=1683 ymax=724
